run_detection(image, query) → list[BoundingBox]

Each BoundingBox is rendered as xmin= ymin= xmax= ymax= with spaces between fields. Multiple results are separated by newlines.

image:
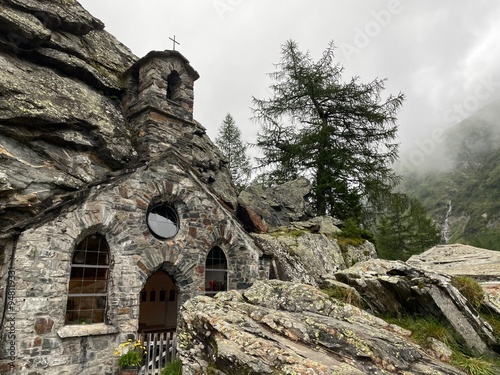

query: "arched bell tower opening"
xmin=166 ymin=70 xmax=181 ymax=101
xmin=138 ymin=270 xmax=178 ymax=332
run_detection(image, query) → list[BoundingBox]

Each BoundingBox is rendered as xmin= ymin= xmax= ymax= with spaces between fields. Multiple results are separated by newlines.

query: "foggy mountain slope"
xmin=399 ymin=98 xmax=500 ymax=250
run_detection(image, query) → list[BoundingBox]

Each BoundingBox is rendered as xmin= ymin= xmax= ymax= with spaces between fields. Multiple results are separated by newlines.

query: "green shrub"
xmin=333 ymin=218 xmax=374 ymax=253
xmin=161 ymin=358 xmax=182 ymax=375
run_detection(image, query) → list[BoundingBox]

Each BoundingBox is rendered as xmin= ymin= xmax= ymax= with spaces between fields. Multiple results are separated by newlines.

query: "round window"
xmin=147 ymin=204 xmax=179 ymax=239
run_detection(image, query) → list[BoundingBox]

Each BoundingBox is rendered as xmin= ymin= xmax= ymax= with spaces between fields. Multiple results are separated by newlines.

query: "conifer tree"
xmin=215 ymin=114 xmax=251 ymax=191
xmin=374 ymin=194 xmax=410 ymax=259
xmin=252 ymin=40 xmax=404 ymax=221
xmin=407 ymin=197 xmax=442 ymax=252
xmin=375 ymin=194 xmax=440 ymax=260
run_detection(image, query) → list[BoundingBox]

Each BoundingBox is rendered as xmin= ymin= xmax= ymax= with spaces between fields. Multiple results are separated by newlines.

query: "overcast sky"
xmin=78 ymin=0 xmax=500 ymax=170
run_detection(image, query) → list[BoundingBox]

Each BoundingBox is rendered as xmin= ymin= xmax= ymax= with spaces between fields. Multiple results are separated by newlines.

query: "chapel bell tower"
xmin=125 ymin=50 xmax=200 ymax=159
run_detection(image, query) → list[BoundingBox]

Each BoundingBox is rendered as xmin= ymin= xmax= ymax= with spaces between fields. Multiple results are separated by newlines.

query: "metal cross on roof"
xmin=169 ymin=35 xmax=180 ymax=51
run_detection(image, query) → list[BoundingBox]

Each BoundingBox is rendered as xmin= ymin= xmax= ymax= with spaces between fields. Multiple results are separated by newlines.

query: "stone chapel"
xmin=0 ymin=49 xmax=267 ymax=374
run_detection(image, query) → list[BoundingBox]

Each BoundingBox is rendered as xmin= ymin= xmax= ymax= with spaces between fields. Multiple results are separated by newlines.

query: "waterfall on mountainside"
xmin=442 ymin=200 xmax=452 ymax=243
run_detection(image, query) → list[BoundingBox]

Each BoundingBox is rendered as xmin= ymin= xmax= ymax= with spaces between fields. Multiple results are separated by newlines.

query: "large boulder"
xmin=254 ymin=230 xmax=347 ymax=286
xmin=407 ymin=244 xmax=500 ymax=280
xmin=178 ymin=280 xmax=467 ymax=374
xmin=335 ymin=259 xmax=497 ymax=356
xmin=252 ymin=232 xmax=319 ymax=286
xmin=253 ymin=216 xmax=376 ymax=285
xmin=237 ymin=177 xmax=313 ymax=232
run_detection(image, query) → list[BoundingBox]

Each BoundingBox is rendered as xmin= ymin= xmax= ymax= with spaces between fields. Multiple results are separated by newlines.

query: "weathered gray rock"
xmin=0 ymin=6 xmax=52 ymax=48
xmin=342 ymin=240 xmax=378 ymax=267
xmin=0 ymin=51 xmax=136 ymax=234
xmin=290 ymin=215 xmax=342 ymax=234
xmin=0 ymin=0 xmax=139 ymax=237
xmin=237 ymin=177 xmax=313 ymax=231
xmin=30 ymin=28 xmax=137 ymax=93
xmin=426 ymin=337 xmax=453 ymax=363
xmin=178 ymin=280 xmax=467 ymax=374
xmin=4 ymin=0 xmax=104 ymax=35
xmin=253 ymin=216 xmax=376 ymax=285
xmin=335 ymin=259 xmax=497 ymax=356
xmin=407 ymin=244 xmax=500 ymax=280
xmin=255 ymin=231 xmax=346 ymax=286
xmin=408 ymin=244 xmax=500 ymax=315
xmin=252 ymin=233 xmax=319 ymax=286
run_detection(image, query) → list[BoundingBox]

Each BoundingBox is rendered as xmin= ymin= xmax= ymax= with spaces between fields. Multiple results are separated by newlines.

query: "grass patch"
xmin=335 ymin=236 xmax=365 ymax=252
xmin=321 ymin=286 xmax=362 ymax=308
xmin=383 ymin=315 xmax=456 ymax=349
xmin=451 ymin=354 xmax=497 ymax=375
xmin=269 ymin=227 xmax=309 ymax=238
xmin=382 ymin=314 xmax=500 ymax=374
xmin=451 ymin=276 xmax=485 ymax=310
xmin=161 ymin=358 xmax=182 ymax=375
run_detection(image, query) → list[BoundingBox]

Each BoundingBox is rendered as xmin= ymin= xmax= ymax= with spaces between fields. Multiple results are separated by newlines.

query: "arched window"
xmin=166 ymin=70 xmax=181 ymax=101
xmin=205 ymin=247 xmax=228 ymax=296
xmin=65 ymin=234 xmax=110 ymax=324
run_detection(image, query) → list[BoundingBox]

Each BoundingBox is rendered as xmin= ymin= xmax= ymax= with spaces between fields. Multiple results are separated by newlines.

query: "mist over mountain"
xmin=397 ymin=99 xmax=500 ymax=250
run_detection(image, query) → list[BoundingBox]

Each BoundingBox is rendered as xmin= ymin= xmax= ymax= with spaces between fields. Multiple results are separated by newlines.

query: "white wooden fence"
xmin=139 ymin=331 xmax=177 ymax=375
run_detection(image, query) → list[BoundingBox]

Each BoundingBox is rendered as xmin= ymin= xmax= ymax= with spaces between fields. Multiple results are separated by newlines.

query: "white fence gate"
xmin=139 ymin=331 xmax=177 ymax=375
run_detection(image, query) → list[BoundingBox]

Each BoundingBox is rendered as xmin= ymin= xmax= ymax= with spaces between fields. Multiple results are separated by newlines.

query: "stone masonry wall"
xmin=2 ymin=154 xmax=263 ymax=375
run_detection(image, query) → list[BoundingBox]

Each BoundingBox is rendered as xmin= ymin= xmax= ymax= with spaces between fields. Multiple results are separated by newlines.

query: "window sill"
xmin=57 ymin=323 xmax=118 ymax=338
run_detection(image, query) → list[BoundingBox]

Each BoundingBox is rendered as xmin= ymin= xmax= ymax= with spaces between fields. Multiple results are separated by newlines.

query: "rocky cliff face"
xmin=0 ymin=0 xmax=137 ymax=237
xmin=0 ymin=0 xmax=237 ymax=239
